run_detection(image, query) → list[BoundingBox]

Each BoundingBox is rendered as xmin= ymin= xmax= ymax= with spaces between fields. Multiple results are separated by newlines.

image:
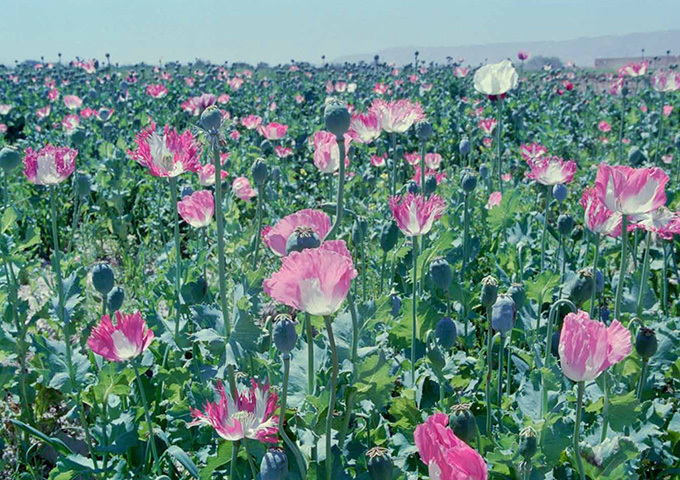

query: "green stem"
xmin=636 ymin=231 xmax=651 ymax=318
xmin=540 ymin=194 xmax=550 ymax=272
xmin=653 ymin=91 xmax=665 ymax=165
xmin=251 ymin=184 xmax=264 ymax=269
xmin=279 ymin=353 xmax=307 ymax=480
xmin=485 ymin=305 xmax=493 ymax=438
xmin=323 ymin=315 xmax=339 ymax=479
xmin=169 ymin=177 xmax=182 ymax=339
xmin=305 ymin=312 xmax=314 ymax=395
xmin=325 ymin=136 xmax=346 ymax=241
xmin=243 ymin=438 xmax=258 ymax=479
xmin=636 ymin=359 xmax=649 ymax=401
xmin=212 ymin=137 xmax=230 ymax=337
xmin=496 ymin=98 xmax=504 ymax=194
xmin=67 ymin=192 xmax=80 ymax=253
xmin=390 ymin=133 xmax=397 ymax=197
xmin=589 ymin=234 xmax=600 ymax=318
xmin=600 ymin=372 xmax=609 ymax=442
xmin=230 ymin=441 xmax=240 ymax=480
xmin=614 ymin=215 xmax=629 ymax=321
xmin=662 ymin=243 xmax=669 ymax=316
xmin=574 ymin=382 xmax=586 ymax=480
xmin=542 ymin=299 xmax=576 ymax=417
xmin=462 ymin=193 xmax=470 ymax=282
xmin=378 ymin=252 xmax=387 ymax=296
xmin=497 ymin=336 xmax=504 ymax=430
xmin=132 ymin=361 xmax=159 ymax=466
xmin=617 ymin=93 xmax=626 ymax=164
xmin=419 ymin=139 xmax=426 ymax=194
xmin=411 ymin=236 xmax=419 ymax=386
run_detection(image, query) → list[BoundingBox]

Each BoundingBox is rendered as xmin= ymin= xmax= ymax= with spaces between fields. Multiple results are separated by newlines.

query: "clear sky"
xmin=1 ymin=0 xmax=678 ymax=65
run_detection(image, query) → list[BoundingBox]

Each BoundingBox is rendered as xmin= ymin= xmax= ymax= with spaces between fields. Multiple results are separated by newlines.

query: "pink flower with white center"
xmin=128 ymin=122 xmax=202 ymax=178
xmin=146 ymin=84 xmax=168 ymax=98
xmin=662 ymin=154 xmax=673 ymax=165
xmin=87 ymin=311 xmax=155 ymax=363
xmin=594 ymin=164 xmax=668 ymax=216
xmin=486 ymin=191 xmax=502 ymax=209
xmin=61 ymin=114 xmax=80 ymax=131
xmin=312 ymin=131 xmax=351 ymax=174
xmin=640 ymin=105 xmax=648 ymax=113
xmin=48 ymin=88 xmax=60 ymax=101
xmin=413 ymin=166 xmax=447 ymax=186
xmin=294 ymin=94 xmax=305 ymax=104
xmin=241 ymin=115 xmax=263 ymax=130
xmin=454 ymin=66 xmax=470 ymax=78
xmin=371 ymin=153 xmax=387 ymax=167
xmin=230 ymin=130 xmax=241 ymax=141
xmin=181 ymin=93 xmax=217 ymax=116
xmin=559 ymin=310 xmax=631 ymax=382
xmin=274 ymin=146 xmax=293 ymax=158
xmin=36 ymin=106 xmax=51 ymax=119
xmin=373 ymin=83 xmax=389 ymax=95
xmin=404 ymin=151 xmax=421 ymax=166
xmin=502 ymin=173 xmax=512 ymax=182
xmin=63 ymin=95 xmax=83 ymax=110
xmin=349 ymin=112 xmax=381 ymax=144
xmin=185 ymin=77 xmax=195 ymax=87
xmin=609 ymin=77 xmax=624 ymax=96
xmin=598 ymin=121 xmax=611 ymax=133
xmin=232 ymin=176 xmax=257 ymax=202
xmin=0 ymin=124 xmax=6 ymax=135
xmin=651 ymin=70 xmax=680 ymax=92
xmin=189 ymin=380 xmax=279 ymax=444
xmin=478 ymin=118 xmax=497 ymax=135
xmin=580 ymin=187 xmax=622 ymax=237
xmin=663 ymin=105 xmax=673 ymax=117
xmin=269 ymin=102 xmax=277 ymax=112
xmin=425 ymin=153 xmax=442 ymax=170
xmin=80 ymin=107 xmax=97 ymax=119
xmin=178 ymin=190 xmax=214 ymax=228
xmin=517 ymin=50 xmax=529 ymax=61
xmin=23 ymin=145 xmax=77 ymax=185
xmin=0 ymin=105 xmax=12 ymax=115
xmin=258 ymin=122 xmax=288 ymax=140
xmin=197 ymin=163 xmax=228 ymax=186
xmin=630 ymin=207 xmax=680 ymax=240
xmin=619 ymin=61 xmax=649 ymax=77
xmin=389 ymin=193 xmax=446 ymax=237
xmin=369 ymin=99 xmax=425 ymax=134
xmin=217 ymin=94 xmax=230 ymax=104
xmin=227 ymin=77 xmax=244 ymax=90
xmin=519 ymin=143 xmax=548 ymax=162
xmin=482 ymin=137 xmax=493 ymax=148
xmin=263 ymin=240 xmax=357 ymax=316
xmin=263 ymin=208 xmax=331 ymax=256
xmin=415 ymin=413 xmax=488 ymax=480
xmin=526 ymin=156 xmax=577 ymax=186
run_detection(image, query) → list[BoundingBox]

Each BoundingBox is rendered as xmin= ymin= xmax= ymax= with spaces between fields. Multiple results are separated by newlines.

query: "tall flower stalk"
xmin=323 ymin=315 xmax=339 ymax=478
xmin=169 ymin=176 xmax=182 ymax=339
xmin=573 ymin=381 xmax=586 ymax=480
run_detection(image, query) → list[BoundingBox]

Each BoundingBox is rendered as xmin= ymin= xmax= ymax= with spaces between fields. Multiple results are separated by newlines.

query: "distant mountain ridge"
xmin=333 ymin=30 xmax=680 ymax=67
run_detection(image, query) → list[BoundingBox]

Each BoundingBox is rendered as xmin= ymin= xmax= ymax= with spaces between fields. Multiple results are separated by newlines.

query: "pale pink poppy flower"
xmin=312 ymin=131 xmax=351 ymax=174
xmin=526 ymin=155 xmax=577 ymax=186
xmin=519 ymin=143 xmax=548 ymax=162
xmin=23 ymin=145 xmax=77 ymax=185
xmin=404 ymin=151 xmax=421 ymax=166
xmin=36 ymin=106 xmax=51 ymax=119
xmin=409 ymin=74 xmax=419 ymax=83
xmin=241 ymin=115 xmax=263 ymax=130
xmin=630 ymin=207 xmax=680 ymax=240
xmin=128 ymin=122 xmax=202 ymax=178
xmin=61 ymin=114 xmax=80 ymax=132
xmin=87 ymin=311 xmax=155 ymax=363
xmin=263 ymin=209 xmax=331 ymax=256
xmin=63 ymin=95 xmax=83 ymax=110
xmin=274 ymin=146 xmax=293 ymax=158
xmin=257 ymin=122 xmax=288 ymax=140
xmin=425 ymin=153 xmax=442 ymax=170
xmin=79 ymin=107 xmax=97 ymax=119
xmin=651 ymin=70 xmax=680 ymax=92
xmin=230 ymin=130 xmax=241 ymax=141
xmin=189 ymin=380 xmax=279 ymax=444
xmin=0 ymin=105 xmax=12 ymax=115
xmin=486 ymin=191 xmax=502 ymax=209
xmin=198 ymin=163 xmax=228 ymax=186
xmin=349 ymin=112 xmax=381 ymax=144
xmin=218 ymin=94 xmax=230 ymax=104
xmin=369 ymin=99 xmax=425 ymax=133
xmin=598 ymin=121 xmax=611 ymax=133
xmin=640 ymin=104 xmax=648 ymax=113
xmin=501 ymin=173 xmax=512 ymax=182
xmin=227 ymin=77 xmax=244 ymax=90
xmin=181 ymin=93 xmax=217 ymax=116
xmin=559 ymin=310 xmax=631 ymax=382
xmin=622 ymin=138 xmax=631 ymax=144
xmin=413 ymin=166 xmax=447 ymax=186
xmin=619 ymin=61 xmax=649 ymax=77
xmin=580 ymin=187 xmax=622 ymax=237
xmin=517 ymin=50 xmax=529 ymax=61
xmin=594 ymin=164 xmax=668 ymax=215
xmin=609 ymin=77 xmax=624 ymax=96
xmin=421 ymin=83 xmax=433 ymax=92
xmin=663 ymin=105 xmax=673 ymax=117
xmin=294 ymin=94 xmax=305 ymax=104
xmin=269 ymin=102 xmax=277 ymax=112
xmin=232 ymin=176 xmax=257 ymax=202
xmin=263 ymin=240 xmax=357 ymax=316
xmin=371 ymin=153 xmax=387 ymax=167
xmin=146 ymin=84 xmax=168 ymax=98
xmin=454 ymin=66 xmax=470 ymax=78
xmin=373 ymin=83 xmax=389 ymax=95
xmin=662 ymin=154 xmax=673 ymax=165
xmin=600 ymin=137 xmax=609 ymax=144
xmin=0 ymin=124 xmax=6 ymax=135
xmin=414 ymin=413 xmax=488 ymax=480
xmin=482 ymin=137 xmax=493 ymax=148
xmin=48 ymin=88 xmax=60 ymax=102
xmin=185 ymin=77 xmax=195 ymax=87
xmin=178 ymin=190 xmax=214 ymax=228
xmin=389 ymin=193 xmax=446 ymax=237
xmin=478 ymin=118 xmax=497 ymax=135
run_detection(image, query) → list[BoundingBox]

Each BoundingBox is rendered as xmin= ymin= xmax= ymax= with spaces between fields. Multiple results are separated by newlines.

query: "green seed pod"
xmin=286 ymin=226 xmax=321 ymax=254
xmin=380 ymin=221 xmax=400 ymax=253
xmin=429 ymin=257 xmax=453 ymax=291
xmin=480 ymin=275 xmax=499 ymax=308
xmin=427 ymin=343 xmax=446 ymax=371
xmin=450 ymin=403 xmax=476 ymax=444
xmin=324 ymin=99 xmax=351 ymax=138
xmin=415 ymin=120 xmax=433 ymax=141
xmin=635 ymin=326 xmax=658 ymax=360
xmin=251 ymin=158 xmax=269 ymax=186
xmin=0 ymin=146 xmax=22 ymax=172
xmin=366 ymin=446 xmax=393 ymax=480
xmin=518 ymin=426 xmax=538 ymax=460
xmin=628 ymin=146 xmax=646 ymax=166
xmin=260 ymin=447 xmax=288 ymax=480
xmin=424 ymin=175 xmax=437 ymax=195
xmin=91 ymin=263 xmax=115 ymax=296
xmin=200 ymin=105 xmax=222 ymax=131
xmin=69 ymin=127 xmax=86 ymax=146
xmin=567 ymin=269 xmax=594 ymax=307
xmin=273 ymin=313 xmax=297 ymax=354
xmin=107 ymin=285 xmax=125 ymax=312
xmin=76 ymin=173 xmax=92 ymax=198
xmin=507 ymin=283 xmax=525 ymax=310
xmin=557 ymin=214 xmax=574 ymax=236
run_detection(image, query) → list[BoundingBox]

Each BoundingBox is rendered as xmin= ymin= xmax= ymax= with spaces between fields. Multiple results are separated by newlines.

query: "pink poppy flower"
xmin=519 ymin=143 xmax=548 ymax=162
xmin=241 ymin=115 xmax=263 ymax=130
xmin=486 ymin=191 xmax=502 ymax=209
xmin=413 ymin=166 xmax=447 ymax=186
xmin=609 ymin=77 xmax=624 ymax=96
xmin=425 ymin=153 xmax=442 ymax=170
xmin=274 ymin=145 xmax=293 ymax=158
xmin=263 ymin=209 xmax=331 ymax=256
xmin=258 ymin=122 xmax=288 ymax=140
xmin=294 ymin=94 xmax=305 ymax=104
xmin=87 ymin=311 xmax=155 ymax=363
xmin=630 ymin=207 xmax=680 ymax=240
xmin=128 ymin=122 xmax=202 ymax=178
xmin=478 ymin=118 xmax=497 ymax=135
xmin=217 ymin=94 xmax=230 ymax=104
xmin=453 ymin=66 xmax=470 ymax=78
xmin=663 ymin=105 xmax=673 ymax=117
xmin=369 ymin=99 xmax=425 ymax=134
xmin=371 ymin=153 xmax=387 ymax=167
xmin=263 ymin=240 xmax=357 ymax=316
xmin=23 ymin=145 xmax=77 ymax=185
xmin=189 ymin=380 xmax=278 ymax=443
xmin=232 ymin=176 xmax=257 ymax=202
xmin=404 ymin=151 xmax=421 ymax=166
xmin=227 ymin=77 xmax=244 ymax=90
xmin=594 ymin=164 xmax=668 ymax=215
xmin=373 ymin=83 xmax=389 ymax=95
xmin=640 ymin=105 xmax=648 ymax=114
xmin=61 ymin=114 xmax=80 ymax=131
xmin=501 ymin=173 xmax=512 ymax=182
xmin=619 ymin=61 xmax=649 ymax=77
xmin=349 ymin=112 xmax=381 ymax=144
xmin=559 ymin=310 xmax=631 ymax=382
xmin=48 ymin=88 xmax=60 ymax=102
xmin=517 ymin=50 xmax=529 ymax=61
xmin=63 ymin=95 xmax=83 ymax=110
xmin=662 ymin=154 xmax=673 ymax=165
xmin=0 ymin=104 xmax=12 ymax=115
xmin=414 ymin=413 xmax=487 ymax=480
xmin=580 ymin=187 xmax=622 ymax=237
xmin=389 ymin=193 xmax=446 ymax=237
xmin=197 ymin=163 xmax=228 ymax=186
xmin=312 ymin=131 xmax=351 ymax=174
xmin=525 ymin=155 xmax=577 ymax=186
xmin=230 ymin=130 xmax=242 ymax=142
xmin=178 ymin=190 xmax=214 ymax=228
xmin=181 ymin=93 xmax=217 ymax=116
xmin=80 ymin=107 xmax=97 ymax=119
xmin=0 ymin=124 xmax=6 ymax=135
xmin=598 ymin=121 xmax=611 ymax=133
xmin=651 ymin=70 xmax=680 ymax=92
xmin=622 ymin=138 xmax=630 ymax=145
xmin=146 ymin=84 xmax=168 ymax=98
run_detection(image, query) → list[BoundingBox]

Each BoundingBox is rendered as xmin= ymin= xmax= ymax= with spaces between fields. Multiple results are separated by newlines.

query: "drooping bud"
xmin=380 ymin=221 xmax=400 ymax=253
xmin=107 ymin=285 xmax=125 ymax=312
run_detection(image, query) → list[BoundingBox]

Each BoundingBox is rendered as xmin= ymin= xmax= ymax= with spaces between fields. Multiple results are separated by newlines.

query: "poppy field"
xmin=1 ymin=54 xmax=680 ymax=480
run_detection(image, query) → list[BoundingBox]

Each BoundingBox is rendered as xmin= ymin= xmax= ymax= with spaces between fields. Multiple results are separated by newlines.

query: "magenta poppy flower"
xmin=263 ymin=209 xmax=331 ymax=256
xmin=580 ymin=187 xmax=622 ymax=237
xmin=23 ymin=145 xmax=77 ymax=185
xmin=519 ymin=143 xmax=548 ymax=163
xmin=594 ymin=164 xmax=668 ymax=216
xmin=425 ymin=153 xmax=443 ymax=170
xmin=486 ymin=191 xmax=502 ymax=210
xmin=413 ymin=166 xmax=446 ymax=186
xmin=598 ymin=121 xmax=612 ymax=133
xmin=517 ymin=50 xmax=530 ymax=61
xmin=404 ymin=151 xmax=421 ymax=166
xmin=630 ymin=207 xmax=680 ymax=240
xmin=478 ymin=118 xmax=497 ymax=135
xmin=197 ymin=163 xmax=228 ymax=186
xmin=369 ymin=98 xmax=425 ymax=134
xmin=63 ymin=95 xmax=83 ymax=110
xmin=274 ymin=145 xmax=293 ymax=158
xmin=349 ymin=111 xmax=381 ymax=144
xmin=525 ymin=155 xmax=577 ymax=186
xmin=87 ymin=311 xmax=155 ymax=363
xmin=389 ymin=193 xmax=446 ymax=237
xmin=263 ymin=241 xmax=357 ymax=316
xmin=61 ymin=114 xmax=80 ymax=132
xmin=189 ymin=380 xmax=279 ymax=443
xmin=651 ymin=70 xmax=680 ymax=92
xmin=559 ymin=310 xmax=631 ymax=382
xmin=312 ymin=130 xmax=351 ymax=174
xmin=178 ymin=190 xmax=214 ymax=228
xmin=128 ymin=122 xmax=202 ymax=178
xmin=414 ymin=413 xmax=487 ymax=480
xmin=180 ymin=93 xmax=217 ymax=116
xmin=371 ymin=153 xmax=387 ymax=167
xmin=619 ymin=61 xmax=648 ymax=77
xmin=146 ymin=84 xmax=168 ymax=98
xmin=241 ymin=114 xmax=262 ymax=130
xmin=232 ymin=176 xmax=257 ymax=202
xmin=257 ymin=122 xmax=288 ymax=140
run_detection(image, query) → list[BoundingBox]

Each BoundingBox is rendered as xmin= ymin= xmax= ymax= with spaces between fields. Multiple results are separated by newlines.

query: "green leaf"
xmin=607 ymin=391 xmax=639 ymax=431
xmin=32 ymin=335 xmax=89 ymax=394
xmin=354 ymin=351 xmax=397 ymax=410
xmin=10 ymin=419 xmax=74 ymax=456
xmin=200 ymin=441 xmax=233 ymax=480
xmin=1 ymin=206 xmax=17 ymax=234
xmin=167 ymin=445 xmax=200 ymax=479
xmin=540 ymin=414 xmax=571 ymax=465
xmin=388 ymin=390 xmax=422 ymax=433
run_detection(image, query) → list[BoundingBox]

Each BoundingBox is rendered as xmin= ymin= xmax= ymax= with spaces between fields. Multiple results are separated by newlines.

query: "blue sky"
xmin=1 ymin=0 xmax=678 ymax=65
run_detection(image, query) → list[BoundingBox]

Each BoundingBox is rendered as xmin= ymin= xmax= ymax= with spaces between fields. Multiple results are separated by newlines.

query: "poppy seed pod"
xmin=324 ymin=100 xmax=351 ymax=138
xmin=76 ymin=173 xmax=92 ymax=198
xmin=429 ymin=257 xmax=453 ymax=291
xmin=480 ymin=275 xmax=499 ymax=307
xmin=260 ymin=447 xmax=288 ymax=480
xmin=200 ymin=105 xmax=222 ymax=131
xmin=427 ymin=343 xmax=446 ymax=371
xmin=91 ymin=263 xmax=115 ymax=296
xmin=273 ymin=314 xmax=297 ymax=354
xmin=366 ymin=446 xmax=393 ymax=480
xmin=286 ymin=226 xmax=321 ymax=254
xmin=180 ymin=185 xmax=194 ymax=198
xmin=461 ymin=170 xmax=477 ymax=193
xmin=459 ymin=138 xmax=471 ymax=156
xmin=492 ymin=294 xmax=516 ymax=335
xmin=635 ymin=326 xmax=658 ymax=359
xmin=407 ymin=180 xmax=419 ymax=195
xmin=557 ymin=214 xmax=574 ymax=236
xmin=251 ymin=158 xmax=269 ymax=186
xmin=507 ymin=283 xmax=525 ymax=310
xmin=552 ymin=183 xmax=567 ymax=202
xmin=260 ymin=139 xmax=274 ymax=156
xmin=479 ymin=163 xmax=489 ymax=179
xmin=0 ymin=146 xmax=22 ymax=172
xmin=380 ymin=221 xmax=400 ymax=253
xmin=627 ymin=146 xmax=646 ymax=166
xmin=352 ymin=219 xmax=368 ymax=246
xmin=390 ymin=294 xmax=401 ymax=317
xmin=107 ymin=285 xmax=125 ymax=312
xmin=435 ymin=316 xmax=457 ymax=349
xmin=518 ymin=427 xmax=538 ymax=460
xmin=415 ymin=120 xmax=433 ymax=141
xmin=450 ymin=403 xmax=477 ymax=444
xmin=674 ymin=132 xmax=680 ymax=149
xmin=567 ymin=269 xmax=594 ymax=307
xmin=424 ymin=175 xmax=437 ymax=195
xmin=270 ymin=166 xmax=281 ymax=183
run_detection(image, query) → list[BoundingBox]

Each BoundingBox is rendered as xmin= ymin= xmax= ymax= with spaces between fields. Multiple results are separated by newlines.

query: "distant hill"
xmin=333 ymin=30 xmax=680 ymax=68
